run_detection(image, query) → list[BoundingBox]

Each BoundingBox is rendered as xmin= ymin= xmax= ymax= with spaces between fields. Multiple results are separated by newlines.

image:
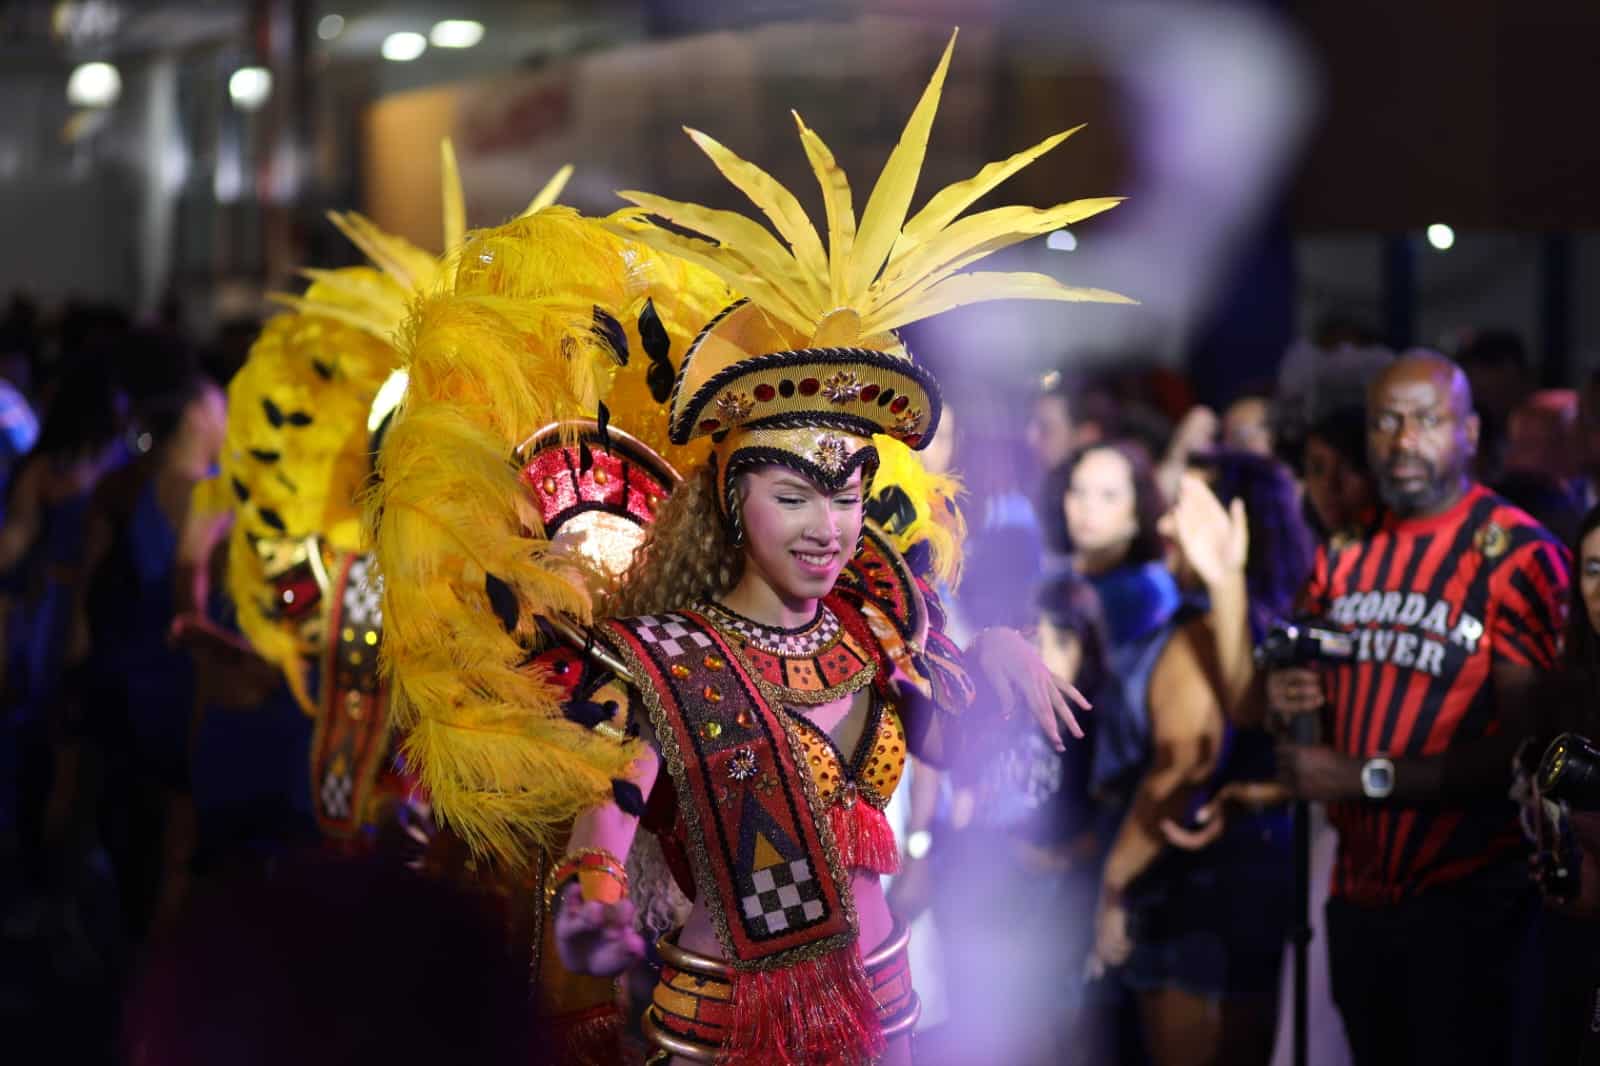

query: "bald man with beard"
xmin=1262 ymin=350 xmax=1569 ymax=1066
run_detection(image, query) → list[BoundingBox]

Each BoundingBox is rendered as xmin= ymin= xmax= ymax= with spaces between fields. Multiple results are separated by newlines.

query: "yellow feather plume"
xmin=870 ymin=435 xmax=967 ymax=589
xmin=605 ymin=27 xmax=1132 ymax=351
xmin=367 ymin=208 xmax=733 ymax=865
xmin=218 ymin=288 xmax=400 ymax=712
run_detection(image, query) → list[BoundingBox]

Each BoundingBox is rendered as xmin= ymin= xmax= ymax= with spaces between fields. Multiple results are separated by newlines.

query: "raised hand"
xmin=1166 ymin=470 xmax=1249 ymax=591
xmin=972 ymin=625 xmax=1088 ymax=752
xmin=553 ymin=882 xmax=647 ymax=977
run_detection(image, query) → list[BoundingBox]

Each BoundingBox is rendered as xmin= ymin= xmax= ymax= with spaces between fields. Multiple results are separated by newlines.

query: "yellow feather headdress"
xmin=604 ymin=27 xmax=1131 ymax=523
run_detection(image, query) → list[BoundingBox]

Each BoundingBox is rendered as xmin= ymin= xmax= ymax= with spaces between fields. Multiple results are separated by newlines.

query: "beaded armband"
xmin=545 ymin=848 xmax=629 ymax=908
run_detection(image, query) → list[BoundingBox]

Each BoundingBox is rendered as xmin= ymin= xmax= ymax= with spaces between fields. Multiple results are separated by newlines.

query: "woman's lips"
xmin=792 ymin=550 xmax=838 ymax=577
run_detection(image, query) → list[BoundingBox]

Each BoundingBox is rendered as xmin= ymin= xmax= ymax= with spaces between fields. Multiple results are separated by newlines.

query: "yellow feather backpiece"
xmin=606 ymin=27 xmax=1134 ymax=350
xmin=217 ymin=274 xmax=402 ymax=712
xmin=218 ymin=148 xmax=573 ymax=717
xmin=367 ymin=207 xmax=733 ymax=865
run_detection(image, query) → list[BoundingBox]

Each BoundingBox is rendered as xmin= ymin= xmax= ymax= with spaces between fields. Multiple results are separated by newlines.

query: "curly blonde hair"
xmin=601 ymin=460 xmax=744 ymax=620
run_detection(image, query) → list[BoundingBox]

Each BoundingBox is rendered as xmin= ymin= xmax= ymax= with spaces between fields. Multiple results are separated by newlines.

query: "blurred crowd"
xmin=3 ymin=288 xmax=1599 ymax=1066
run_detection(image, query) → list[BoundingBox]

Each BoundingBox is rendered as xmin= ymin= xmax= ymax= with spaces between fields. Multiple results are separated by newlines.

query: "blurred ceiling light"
xmin=317 ymin=14 xmax=345 ymax=40
xmin=228 ymin=66 xmax=272 ymax=111
xmin=66 ymin=61 xmax=121 ymax=108
xmin=430 ymin=20 xmax=484 ymax=49
xmin=1046 ymin=229 xmax=1078 ymax=252
xmin=1426 ymin=223 xmax=1455 ymax=251
xmin=381 ymin=31 xmax=427 ymax=62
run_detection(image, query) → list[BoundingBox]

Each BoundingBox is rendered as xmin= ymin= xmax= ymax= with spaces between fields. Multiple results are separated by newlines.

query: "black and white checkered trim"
xmin=634 ymin=614 xmax=715 ymax=659
xmin=740 ymin=859 xmax=826 ymax=935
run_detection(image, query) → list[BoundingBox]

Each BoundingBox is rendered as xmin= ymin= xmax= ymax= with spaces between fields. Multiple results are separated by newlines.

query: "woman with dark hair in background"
xmin=1079 ymin=447 xmax=1311 ymax=1066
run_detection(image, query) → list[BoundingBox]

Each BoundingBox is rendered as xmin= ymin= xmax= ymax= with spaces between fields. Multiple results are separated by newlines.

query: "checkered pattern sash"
xmin=601 ymin=610 xmax=855 ymax=965
xmin=602 ymin=611 xmax=884 ymax=1064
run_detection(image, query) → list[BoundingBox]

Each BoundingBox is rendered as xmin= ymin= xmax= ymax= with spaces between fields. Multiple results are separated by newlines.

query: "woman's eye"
xmin=834 ymin=496 xmax=861 ymax=507
xmin=776 ymin=496 xmax=803 ymax=506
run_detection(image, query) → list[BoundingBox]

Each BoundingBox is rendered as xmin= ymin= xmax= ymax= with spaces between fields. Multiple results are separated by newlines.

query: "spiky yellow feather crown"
xmin=604 ymin=28 xmax=1131 ymax=513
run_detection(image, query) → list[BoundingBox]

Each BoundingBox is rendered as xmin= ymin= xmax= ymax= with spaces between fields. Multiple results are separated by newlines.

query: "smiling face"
xmin=736 ymin=464 xmax=865 ymax=610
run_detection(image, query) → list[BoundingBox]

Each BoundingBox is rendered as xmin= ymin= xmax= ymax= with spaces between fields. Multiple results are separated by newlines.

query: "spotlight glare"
xmin=317 ymin=14 xmax=344 ymax=41
xmin=1046 ymin=229 xmax=1078 ymax=252
xmin=429 ymin=20 xmax=484 ymax=49
xmin=66 ymin=61 xmax=121 ymax=108
xmin=1426 ymin=223 xmax=1455 ymax=251
xmin=228 ymin=66 xmax=272 ymax=111
xmin=381 ymin=31 xmax=427 ymax=62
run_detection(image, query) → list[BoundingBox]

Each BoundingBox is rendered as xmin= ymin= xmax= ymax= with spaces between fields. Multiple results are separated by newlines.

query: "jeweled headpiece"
xmin=606 ymin=28 xmax=1133 ymax=518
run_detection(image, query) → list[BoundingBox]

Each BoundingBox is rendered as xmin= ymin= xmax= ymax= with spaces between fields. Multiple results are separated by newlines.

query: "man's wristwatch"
xmin=1360 ymin=756 xmax=1395 ymax=800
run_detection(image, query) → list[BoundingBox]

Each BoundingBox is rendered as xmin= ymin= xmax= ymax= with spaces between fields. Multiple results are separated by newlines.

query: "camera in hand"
xmin=1254 ymin=618 xmax=1357 ymax=670
xmin=1256 ymin=619 xmax=1356 ymax=744
xmin=1538 ymin=733 xmax=1600 ymax=810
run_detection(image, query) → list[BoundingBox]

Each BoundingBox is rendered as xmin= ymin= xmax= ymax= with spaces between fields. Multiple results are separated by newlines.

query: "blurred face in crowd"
xmin=184 ymin=381 xmax=228 ymax=461
xmin=1302 ymin=434 xmax=1375 ymax=535
xmin=1367 ymin=355 xmax=1478 ymax=518
xmin=1064 ymin=446 xmax=1139 ymax=571
xmin=1027 ymin=393 xmax=1074 ymax=470
xmin=1582 ymin=524 xmax=1600 ymax=637
xmin=1221 ymin=397 xmax=1273 ymax=457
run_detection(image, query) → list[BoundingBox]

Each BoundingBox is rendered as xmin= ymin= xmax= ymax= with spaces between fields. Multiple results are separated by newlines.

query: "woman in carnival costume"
xmin=369 ymin=31 xmax=1130 ymax=1065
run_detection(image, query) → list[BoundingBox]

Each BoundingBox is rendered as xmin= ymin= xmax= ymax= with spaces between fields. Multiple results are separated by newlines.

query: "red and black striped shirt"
xmin=1301 ymin=484 xmax=1569 ymax=905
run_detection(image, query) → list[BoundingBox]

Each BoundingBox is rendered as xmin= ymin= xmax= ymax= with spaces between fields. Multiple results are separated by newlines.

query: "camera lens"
xmin=1538 ymin=733 xmax=1600 ymax=809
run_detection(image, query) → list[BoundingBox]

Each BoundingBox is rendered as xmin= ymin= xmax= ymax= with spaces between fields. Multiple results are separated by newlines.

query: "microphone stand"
xmin=1288 ymin=711 xmax=1319 ymax=1066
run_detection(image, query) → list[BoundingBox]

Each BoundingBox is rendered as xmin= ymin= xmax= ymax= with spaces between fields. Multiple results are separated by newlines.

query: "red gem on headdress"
xmin=798 ymin=378 xmax=820 ymax=397
xmin=902 ymin=435 xmax=922 ymax=447
xmin=889 ymin=395 xmax=910 ymax=414
xmin=699 ymin=418 xmax=721 ymax=432
xmin=859 ymin=384 xmax=880 ymax=402
xmin=754 ymin=383 xmax=776 ymax=402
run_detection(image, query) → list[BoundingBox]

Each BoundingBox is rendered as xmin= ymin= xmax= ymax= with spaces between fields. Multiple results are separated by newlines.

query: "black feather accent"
xmin=864 ymin=485 xmax=917 ymax=534
xmin=597 ymin=401 xmax=612 ymax=451
xmin=578 ymin=439 xmax=594 ymax=475
xmin=231 ymin=477 xmax=249 ymax=502
xmin=902 ymin=539 xmax=933 ymax=578
xmin=611 ymin=779 xmax=646 ymax=817
xmin=262 ymin=397 xmax=285 ymax=428
xmin=564 ymin=700 xmax=613 ymax=729
xmin=257 ymin=507 xmax=287 ymax=532
xmin=285 ymin=412 xmax=314 ymax=427
xmin=248 ymin=448 xmax=281 ymax=463
xmin=311 ymin=359 xmax=334 ymax=380
xmin=638 ymin=298 xmax=675 ymax=403
xmin=484 ymin=572 xmax=519 ymax=633
xmin=592 ymin=307 xmax=629 ymax=365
